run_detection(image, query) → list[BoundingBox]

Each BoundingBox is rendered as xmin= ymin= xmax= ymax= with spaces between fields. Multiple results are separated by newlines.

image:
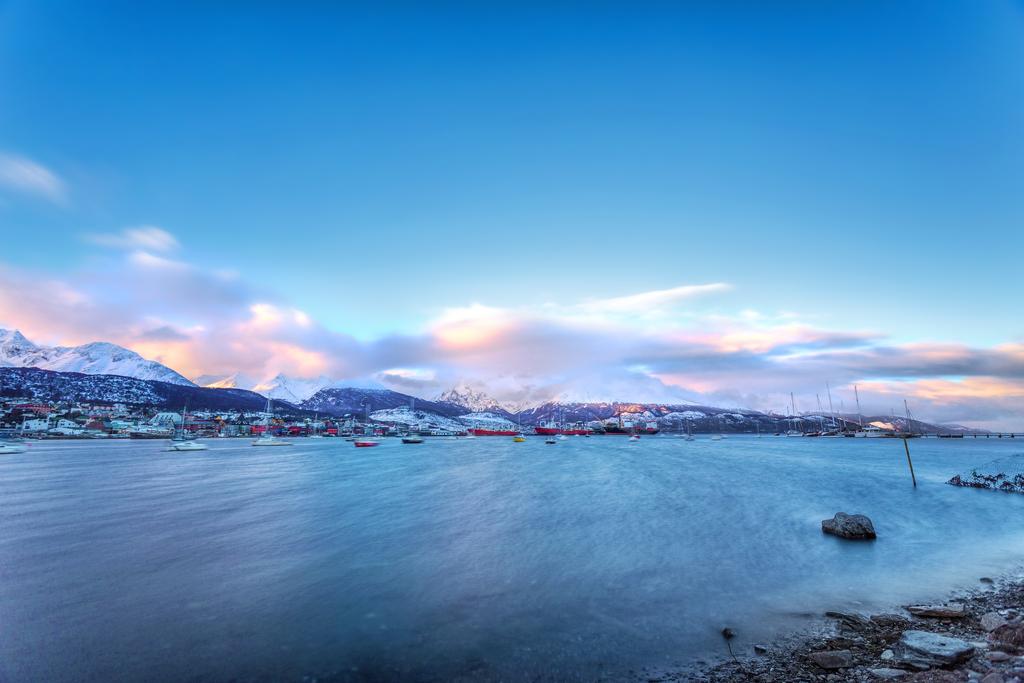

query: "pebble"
xmin=880 ymin=649 xmax=894 ymax=660
xmin=868 ymin=669 xmax=907 ymax=679
xmin=983 ymin=612 xmax=1010 ymax=631
xmin=989 ymin=651 xmax=1012 ymax=662
xmin=980 ymin=674 xmax=1004 ymax=683
xmin=982 ymin=577 xmax=996 ymax=584
xmin=809 ymin=650 xmax=854 ymax=670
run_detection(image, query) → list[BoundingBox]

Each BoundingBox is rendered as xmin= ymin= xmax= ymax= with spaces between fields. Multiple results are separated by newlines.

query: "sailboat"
xmin=168 ymin=404 xmax=207 ymax=451
xmin=253 ymin=398 xmax=291 ymax=447
xmin=785 ymin=393 xmax=803 ymax=436
xmin=309 ymin=412 xmax=324 ymax=438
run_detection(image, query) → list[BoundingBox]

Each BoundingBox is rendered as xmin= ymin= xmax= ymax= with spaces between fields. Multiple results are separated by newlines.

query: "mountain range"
xmin=0 ymin=328 xmax=980 ymax=432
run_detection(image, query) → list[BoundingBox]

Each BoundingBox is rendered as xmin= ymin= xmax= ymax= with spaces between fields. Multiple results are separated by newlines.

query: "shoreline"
xmin=642 ymin=571 xmax=1024 ymax=682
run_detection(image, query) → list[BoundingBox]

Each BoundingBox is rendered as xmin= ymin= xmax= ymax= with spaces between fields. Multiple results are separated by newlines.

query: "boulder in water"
xmin=822 ymin=512 xmax=877 ymax=540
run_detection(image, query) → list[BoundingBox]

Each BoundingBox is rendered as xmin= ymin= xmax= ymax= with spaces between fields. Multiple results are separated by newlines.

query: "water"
xmin=2 ymin=436 xmax=1023 ymax=682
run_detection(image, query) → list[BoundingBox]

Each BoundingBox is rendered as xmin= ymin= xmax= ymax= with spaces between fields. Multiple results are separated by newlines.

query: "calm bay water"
xmin=2 ymin=435 xmax=1023 ymax=681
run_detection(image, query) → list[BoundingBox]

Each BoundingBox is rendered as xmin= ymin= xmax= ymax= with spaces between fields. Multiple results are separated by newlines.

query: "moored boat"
xmin=468 ymin=428 xmax=519 ymax=436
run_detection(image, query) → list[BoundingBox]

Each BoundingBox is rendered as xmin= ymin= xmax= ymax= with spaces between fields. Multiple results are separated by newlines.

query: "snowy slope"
xmin=0 ymin=329 xmax=195 ymax=386
xmin=370 ymin=407 xmax=467 ymax=432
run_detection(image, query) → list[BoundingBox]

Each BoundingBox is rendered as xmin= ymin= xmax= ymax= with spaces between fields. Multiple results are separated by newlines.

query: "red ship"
xmin=468 ymin=427 xmax=520 ymax=436
xmin=534 ymin=422 xmax=591 ymax=436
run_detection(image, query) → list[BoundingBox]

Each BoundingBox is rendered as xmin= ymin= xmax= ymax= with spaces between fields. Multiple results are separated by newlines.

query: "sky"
xmin=0 ymin=1 xmax=1022 ymax=428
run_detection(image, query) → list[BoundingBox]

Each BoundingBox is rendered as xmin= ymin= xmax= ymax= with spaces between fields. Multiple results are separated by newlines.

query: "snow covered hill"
xmin=301 ymin=386 xmax=467 ymax=418
xmin=0 ymin=329 xmax=194 ymax=386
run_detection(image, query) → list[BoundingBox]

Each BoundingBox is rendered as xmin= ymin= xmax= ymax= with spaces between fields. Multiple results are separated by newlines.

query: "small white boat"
xmin=0 ymin=442 xmax=27 ymax=454
xmin=545 ymin=438 xmax=557 ymax=444
xmin=710 ymin=435 xmax=722 ymax=441
xmin=464 ymin=433 xmax=476 ymax=440
xmin=402 ymin=436 xmax=424 ymax=444
xmin=556 ymin=434 xmax=568 ymax=441
xmin=253 ymin=436 xmax=291 ymax=447
xmin=628 ymin=435 xmax=640 ymax=442
xmin=168 ymin=440 xmax=208 ymax=452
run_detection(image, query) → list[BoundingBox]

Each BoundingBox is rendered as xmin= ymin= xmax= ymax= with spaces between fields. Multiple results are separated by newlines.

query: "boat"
xmin=468 ymin=428 xmax=519 ymax=436
xmin=513 ymin=435 xmax=526 ymax=443
xmin=252 ymin=398 xmax=291 ymax=447
xmin=628 ymin=434 xmax=640 ymax=442
xmin=854 ymin=426 xmax=887 ymax=438
xmin=168 ymin=440 xmax=207 ymax=452
xmin=545 ymin=438 xmax=557 ymax=444
xmin=602 ymin=415 xmax=659 ymax=435
xmin=464 ymin=433 xmax=476 ymax=439
xmin=355 ymin=440 xmax=380 ymax=447
xmin=168 ymin=403 xmax=208 ymax=451
xmin=308 ymin=412 xmax=324 ymax=438
xmin=534 ymin=422 xmax=592 ymax=436
xmin=0 ymin=441 xmax=27 ymax=454
xmin=402 ymin=436 xmax=424 ymax=444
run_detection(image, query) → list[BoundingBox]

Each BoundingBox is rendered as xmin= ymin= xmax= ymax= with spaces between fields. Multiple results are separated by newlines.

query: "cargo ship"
xmin=534 ymin=422 xmax=591 ymax=436
xmin=601 ymin=416 xmax=660 ymax=435
xmin=467 ymin=427 xmax=520 ymax=436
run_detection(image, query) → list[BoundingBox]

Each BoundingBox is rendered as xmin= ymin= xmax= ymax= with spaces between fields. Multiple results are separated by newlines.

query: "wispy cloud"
xmin=579 ymin=283 xmax=732 ymax=313
xmin=86 ymin=226 xmax=180 ymax=252
xmin=0 ymin=153 xmax=66 ymax=205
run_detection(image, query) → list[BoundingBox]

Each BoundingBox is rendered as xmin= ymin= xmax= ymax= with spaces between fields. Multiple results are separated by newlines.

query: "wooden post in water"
xmin=903 ymin=438 xmax=917 ymax=488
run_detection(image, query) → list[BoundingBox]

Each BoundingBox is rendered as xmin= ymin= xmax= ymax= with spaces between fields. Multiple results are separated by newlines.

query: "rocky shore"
xmin=644 ymin=574 xmax=1024 ymax=683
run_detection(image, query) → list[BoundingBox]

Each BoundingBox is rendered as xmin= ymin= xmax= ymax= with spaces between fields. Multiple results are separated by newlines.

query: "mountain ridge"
xmin=0 ymin=329 xmax=194 ymax=386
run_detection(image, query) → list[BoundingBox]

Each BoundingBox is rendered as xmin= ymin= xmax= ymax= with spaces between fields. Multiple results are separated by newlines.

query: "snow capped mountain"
xmin=0 ymin=329 xmax=195 ymax=386
xmin=435 ymin=383 xmax=511 ymax=413
xmin=252 ymin=374 xmax=332 ymax=403
xmin=194 ymin=372 xmax=331 ymax=402
xmin=194 ymin=372 xmax=258 ymax=390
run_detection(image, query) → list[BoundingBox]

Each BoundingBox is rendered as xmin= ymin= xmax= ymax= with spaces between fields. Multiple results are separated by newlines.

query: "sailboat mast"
xmin=854 ymin=385 xmax=863 ymax=428
xmin=826 ymin=382 xmax=836 ymax=429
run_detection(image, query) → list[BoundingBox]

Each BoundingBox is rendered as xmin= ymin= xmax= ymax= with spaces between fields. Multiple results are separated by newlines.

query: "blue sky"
xmin=1 ymin=2 xmax=1023 ymax=426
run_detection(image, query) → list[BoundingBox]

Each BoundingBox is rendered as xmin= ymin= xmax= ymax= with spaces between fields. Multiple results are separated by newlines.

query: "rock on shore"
xmin=658 ymin=576 xmax=1024 ymax=683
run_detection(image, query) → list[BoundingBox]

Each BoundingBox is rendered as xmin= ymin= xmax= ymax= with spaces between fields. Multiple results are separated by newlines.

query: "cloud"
xmin=86 ymin=226 xmax=180 ymax=252
xmin=0 ymin=153 xmax=66 ymax=204
xmin=579 ymin=283 xmax=732 ymax=313
xmin=1 ymin=251 xmax=1022 ymax=429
